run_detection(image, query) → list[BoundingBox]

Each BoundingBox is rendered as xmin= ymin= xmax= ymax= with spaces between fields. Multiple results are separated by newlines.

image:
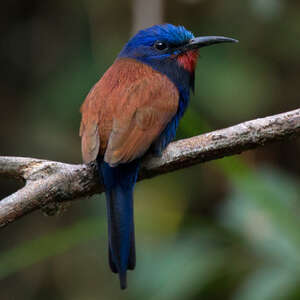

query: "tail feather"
xmin=128 ymin=228 xmax=136 ymax=270
xmin=108 ymin=247 xmax=118 ymax=273
xmin=98 ymin=159 xmax=140 ymax=289
xmin=119 ymin=271 xmax=127 ymax=290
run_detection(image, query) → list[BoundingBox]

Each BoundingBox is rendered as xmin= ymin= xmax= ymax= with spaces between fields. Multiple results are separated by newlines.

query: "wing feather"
xmin=79 ymin=58 xmax=179 ymax=165
xmin=104 ymin=77 xmax=179 ymax=166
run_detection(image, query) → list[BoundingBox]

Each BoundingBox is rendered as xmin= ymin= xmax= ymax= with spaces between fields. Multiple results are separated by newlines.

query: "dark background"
xmin=0 ymin=0 xmax=299 ymax=299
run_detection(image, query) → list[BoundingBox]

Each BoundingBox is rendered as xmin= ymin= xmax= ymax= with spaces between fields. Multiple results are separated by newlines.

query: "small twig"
xmin=0 ymin=108 xmax=299 ymax=227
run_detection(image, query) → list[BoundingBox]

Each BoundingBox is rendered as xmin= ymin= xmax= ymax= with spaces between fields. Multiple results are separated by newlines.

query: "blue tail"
xmin=98 ymin=158 xmax=140 ymax=290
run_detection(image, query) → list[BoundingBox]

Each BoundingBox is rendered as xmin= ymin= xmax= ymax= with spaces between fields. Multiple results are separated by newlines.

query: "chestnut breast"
xmin=80 ymin=58 xmax=179 ymax=165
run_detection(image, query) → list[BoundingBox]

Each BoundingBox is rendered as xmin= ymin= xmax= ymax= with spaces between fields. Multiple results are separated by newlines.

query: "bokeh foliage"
xmin=0 ymin=0 xmax=299 ymax=299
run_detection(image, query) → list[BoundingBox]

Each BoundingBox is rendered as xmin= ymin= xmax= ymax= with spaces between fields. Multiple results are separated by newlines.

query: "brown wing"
xmin=79 ymin=120 xmax=99 ymax=164
xmin=104 ymin=76 xmax=179 ymax=166
xmin=79 ymin=58 xmax=179 ymax=165
xmin=80 ymin=84 xmax=101 ymax=163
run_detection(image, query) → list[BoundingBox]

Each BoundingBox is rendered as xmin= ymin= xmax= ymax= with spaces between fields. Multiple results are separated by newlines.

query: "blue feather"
xmin=152 ymin=89 xmax=190 ymax=155
xmin=119 ymin=24 xmax=195 ymax=93
xmin=100 ymin=24 xmax=196 ymax=289
xmin=80 ymin=22 xmax=237 ymax=290
xmin=119 ymin=24 xmax=194 ymax=53
xmin=98 ymin=159 xmax=140 ymax=289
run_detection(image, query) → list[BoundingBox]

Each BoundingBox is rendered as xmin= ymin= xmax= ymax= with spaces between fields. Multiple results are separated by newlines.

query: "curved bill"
xmin=186 ymin=36 xmax=239 ymax=50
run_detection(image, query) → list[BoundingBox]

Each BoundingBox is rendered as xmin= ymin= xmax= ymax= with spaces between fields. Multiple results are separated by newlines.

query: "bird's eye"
xmin=154 ymin=41 xmax=168 ymax=51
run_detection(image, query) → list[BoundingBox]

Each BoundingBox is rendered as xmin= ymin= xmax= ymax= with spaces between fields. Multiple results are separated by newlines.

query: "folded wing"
xmin=104 ymin=74 xmax=179 ymax=166
xmin=80 ymin=58 xmax=179 ymax=166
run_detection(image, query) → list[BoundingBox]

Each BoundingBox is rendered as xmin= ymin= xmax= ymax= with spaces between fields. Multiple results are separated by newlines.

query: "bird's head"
xmin=118 ymin=24 xmax=238 ymax=75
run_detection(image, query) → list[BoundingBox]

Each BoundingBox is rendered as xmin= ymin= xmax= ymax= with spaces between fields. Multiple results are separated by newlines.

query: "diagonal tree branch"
xmin=0 ymin=108 xmax=299 ymax=228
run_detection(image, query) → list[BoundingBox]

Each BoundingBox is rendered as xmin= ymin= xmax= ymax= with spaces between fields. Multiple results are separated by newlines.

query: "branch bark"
xmin=0 ymin=108 xmax=299 ymax=227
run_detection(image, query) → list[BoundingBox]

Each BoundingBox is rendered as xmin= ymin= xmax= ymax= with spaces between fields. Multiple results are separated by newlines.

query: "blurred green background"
xmin=0 ymin=0 xmax=299 ymax=299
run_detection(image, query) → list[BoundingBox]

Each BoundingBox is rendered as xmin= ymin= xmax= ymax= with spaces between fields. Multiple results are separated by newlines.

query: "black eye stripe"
xmin=154 ymin=41 xmax=168 ymax=50
xmin=154 ymin=40 xmax=189 ymax=52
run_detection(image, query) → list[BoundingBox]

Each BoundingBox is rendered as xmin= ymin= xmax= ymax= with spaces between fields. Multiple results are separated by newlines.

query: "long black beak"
xmin=186 ymin=36 xmax=238 ymax=50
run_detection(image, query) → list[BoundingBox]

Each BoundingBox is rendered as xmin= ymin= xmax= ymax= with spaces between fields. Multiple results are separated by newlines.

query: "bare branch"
xmin=0 ymin=108 xmax=299 ymax=227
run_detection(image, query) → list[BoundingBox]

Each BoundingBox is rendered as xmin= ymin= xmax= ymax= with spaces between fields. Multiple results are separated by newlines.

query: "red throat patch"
xmin=177 ymin=50 xmax=199 ymax=73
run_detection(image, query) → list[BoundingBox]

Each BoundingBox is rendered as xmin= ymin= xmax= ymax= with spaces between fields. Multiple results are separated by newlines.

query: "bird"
xmin=80 ymin=23 xmax=237 ymax=289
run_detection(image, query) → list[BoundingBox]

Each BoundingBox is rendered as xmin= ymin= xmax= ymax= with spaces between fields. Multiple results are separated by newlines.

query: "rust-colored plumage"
xmin=79 ymin=24 xmax=237 ymax=289
xmin=80 ymin=58 xmax=179 ymax=289
xmin=80 ymin=58 xmax=179 ymax=166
